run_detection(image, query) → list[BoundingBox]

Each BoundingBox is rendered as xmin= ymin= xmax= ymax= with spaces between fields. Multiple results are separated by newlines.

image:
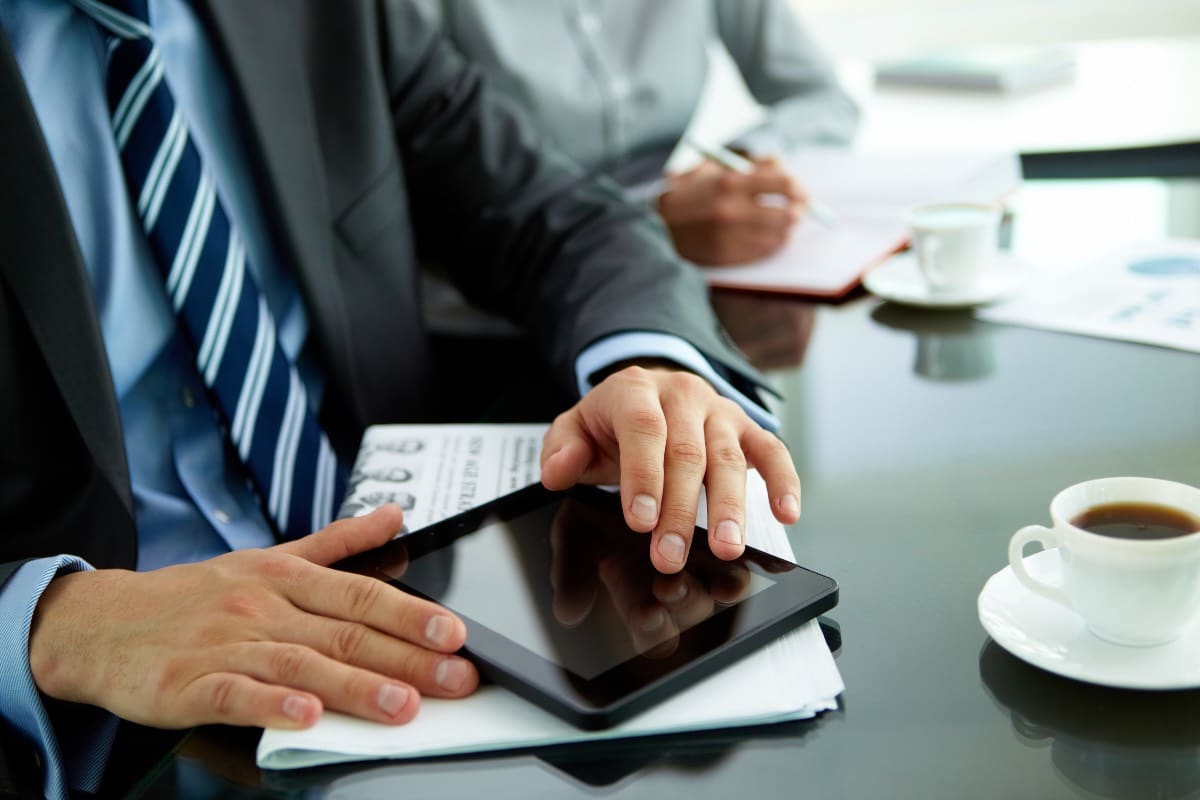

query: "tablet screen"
xmin=348 ymin=484 xmax=838 ymax=727
xmin=400 ymin=490 xmax=776 ymax=681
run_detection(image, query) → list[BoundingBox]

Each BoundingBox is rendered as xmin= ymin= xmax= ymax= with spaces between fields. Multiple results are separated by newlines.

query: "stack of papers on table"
xmin=875 ymin=46 xmax=1077 ymax=94
xmin=258 ymin=424 xmax=843 ymax=770
xmin=701 ymin=148 xmax=1021 ymax=299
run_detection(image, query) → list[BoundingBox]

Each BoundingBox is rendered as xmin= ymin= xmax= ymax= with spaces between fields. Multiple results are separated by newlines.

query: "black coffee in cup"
xmin=1071 ymin=502 xmax=1200 ymax=540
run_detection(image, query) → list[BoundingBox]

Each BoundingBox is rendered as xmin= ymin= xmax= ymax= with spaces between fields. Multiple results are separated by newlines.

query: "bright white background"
xmin=798 ymin=0 xmax=1200 ymax=56
xmin=686 ymin=0 xmax=1200 ymax=157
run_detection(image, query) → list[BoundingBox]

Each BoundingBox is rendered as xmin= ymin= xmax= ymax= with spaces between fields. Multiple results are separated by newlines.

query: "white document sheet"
xmin=978 ymin=239 xmax=1200 ymax=353
xmin=259 ymin=424 xmax=843 ymax=770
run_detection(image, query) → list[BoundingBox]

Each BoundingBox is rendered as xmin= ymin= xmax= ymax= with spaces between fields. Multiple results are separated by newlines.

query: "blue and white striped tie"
xmin=76 ymin=0 xmax=344 ymax=539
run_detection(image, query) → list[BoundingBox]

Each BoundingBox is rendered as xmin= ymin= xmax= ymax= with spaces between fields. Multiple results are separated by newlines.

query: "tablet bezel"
xmin=340 ymin=484 xmax=839 ymax=729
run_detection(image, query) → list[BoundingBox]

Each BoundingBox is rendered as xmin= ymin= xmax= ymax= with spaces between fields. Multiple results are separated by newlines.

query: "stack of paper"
xmin=258 ymin=424 xmax=843 ymax=770
xmin=875 ymin=46 xmax=1077 ymax=94
xmin=258 ymin=620 xmax=840 ymax=770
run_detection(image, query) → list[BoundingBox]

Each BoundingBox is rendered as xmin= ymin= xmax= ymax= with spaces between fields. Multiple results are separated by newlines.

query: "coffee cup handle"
xmin=1008 ymin=525 xmax=1070 ymax=608
xmin=917 ymin=236 xmax=942 ymax=285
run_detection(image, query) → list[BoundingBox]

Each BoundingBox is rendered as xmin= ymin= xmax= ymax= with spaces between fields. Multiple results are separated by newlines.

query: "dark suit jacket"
xmin=0 ymin=2 xmax=762 ymax=793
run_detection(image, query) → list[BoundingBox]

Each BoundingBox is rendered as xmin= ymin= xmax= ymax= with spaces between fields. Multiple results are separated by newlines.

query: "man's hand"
xmin=656 ymin=157 xmax=807 ymax=266
xmin=540 ymin=367 xmax=801 ymax=574
xmin=28 ymin=505 xmax=478 ymax=730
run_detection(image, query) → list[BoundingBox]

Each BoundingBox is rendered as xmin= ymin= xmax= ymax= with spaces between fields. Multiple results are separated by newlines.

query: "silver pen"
xmin=686 ymin=137 xmax=838 ymax=228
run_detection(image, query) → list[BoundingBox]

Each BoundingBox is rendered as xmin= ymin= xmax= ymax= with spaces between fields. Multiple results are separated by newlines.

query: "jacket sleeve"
xmin=374 ymin=1 xmax=770 ymax=402
xmin=715 ymin=0 xmax=860 ymax=152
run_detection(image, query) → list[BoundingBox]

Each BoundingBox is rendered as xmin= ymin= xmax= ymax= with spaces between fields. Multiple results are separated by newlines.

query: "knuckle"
xmin=677 ymin=371 xmax=712 ymax=395
xmin=343 ymin=577 xmax=384 ymax=620
xmin=616 ymin=365 xmax=657 ymax=390
xmin=661 ymin=501 xmax=700 ymax=529
xmin=667 ymin=440 xmax=706 ymax=468
xmin=218 ymin=588 xmax=267 ymax=624
xmin=330 ymin=622 xmax=369 ymax=662
xmin=249 ymin=550 xmax=297 ymax=581
xmin=714 ymin=396 xmax=745 ymax=418
xmin=269 ymin=645 xmax=309 ymax=685
xmin=625 ymin=464 xmax=663 ymax=487
xmin=627 ymin=407 xmax=667 ymax=438
xmin=708 ymin=444 xmax=746 ymax=470
xmin=153 ymin=656 xmax=188 ymax=705
xmin=209 ymin=676 xmax=238 ymax=718
xmin=715 ymin=172 xmax=740 ymax=194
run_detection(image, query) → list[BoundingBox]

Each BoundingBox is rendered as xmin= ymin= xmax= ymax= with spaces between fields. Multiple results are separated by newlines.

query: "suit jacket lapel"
xmin=191 ymin=0 xmax=356 ymax=393
xmin=0 ymin=28 xmax=133 ymax=515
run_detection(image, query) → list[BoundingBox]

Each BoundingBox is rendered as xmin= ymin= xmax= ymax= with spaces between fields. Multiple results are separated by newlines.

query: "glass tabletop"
xmin=132 ymin=175 xmax=1200 ymax=799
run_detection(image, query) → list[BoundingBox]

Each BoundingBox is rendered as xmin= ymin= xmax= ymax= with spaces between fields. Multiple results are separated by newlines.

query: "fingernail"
xmin=282 ymin=694 xmax=316 ymax=722
xmin=715 ymin=520 xmax=743 ymax=546
xmin=632 ymin=494 xmax=658 ymax=525
xmin=377 ymin=684 xmax=410 ymax=716
xmin=436 ymin=658 xmax=471 ymax=692
xmin=780 ymin=494 xmax=801 ymax=518
xmin=657 ymin=533 xmax=686 ymax=564
xmin=425 ymin=615 xmax=454 ymax=648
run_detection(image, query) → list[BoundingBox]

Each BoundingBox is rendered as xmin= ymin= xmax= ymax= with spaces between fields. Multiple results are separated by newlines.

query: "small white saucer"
xmin=978 ymin=549 xmax=1200 ymax=690
xmin=863 ymin=251 xmax=1028 ymax=309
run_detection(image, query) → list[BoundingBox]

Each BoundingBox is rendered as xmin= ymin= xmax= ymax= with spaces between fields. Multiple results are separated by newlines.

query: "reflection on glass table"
xmin=709 ymin=292 xmax=817 ymax=372
xmin=979 ymin=641 xmax=1200 ymax=800
xmin=869 ymin=304 xmax=997 ymax=381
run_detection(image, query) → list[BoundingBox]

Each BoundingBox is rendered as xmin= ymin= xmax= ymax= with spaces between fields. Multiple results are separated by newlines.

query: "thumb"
xmin=276 ymin=503 xmax=404 ymax=565
xmin=541 ymin=413 xmax=596 ymax=491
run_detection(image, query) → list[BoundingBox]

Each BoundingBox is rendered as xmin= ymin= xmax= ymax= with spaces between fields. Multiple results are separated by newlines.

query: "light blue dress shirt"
xmin=0 ymin=2 xmax=775 ymax=796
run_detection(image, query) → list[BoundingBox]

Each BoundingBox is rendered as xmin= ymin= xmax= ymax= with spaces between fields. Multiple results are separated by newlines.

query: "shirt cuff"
xmin=621 ymin=177 xmax=669 ymax=206
xmin=0 ymin=557 xmax=119 ymax=798
xmin=575 ymin=332 xmax=780 ymax=432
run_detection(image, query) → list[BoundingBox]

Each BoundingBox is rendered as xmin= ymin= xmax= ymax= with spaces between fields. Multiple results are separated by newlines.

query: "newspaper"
xmin=339 ymin=423 xmax=548 ymax=532
xmin=978 ymin=239 xmax=1200 ymax=353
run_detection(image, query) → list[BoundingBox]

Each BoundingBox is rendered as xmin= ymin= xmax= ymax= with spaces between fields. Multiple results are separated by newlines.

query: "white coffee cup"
xmin=910 ymin=203 xmax=999 ymax=292
xmin=1008 ymin=477 xmax=1200 ymax=647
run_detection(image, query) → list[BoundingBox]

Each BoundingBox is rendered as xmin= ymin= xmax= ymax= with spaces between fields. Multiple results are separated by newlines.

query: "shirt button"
xmin=181 ymin=386 xmax=196 ymax=408
xmin=213 ymin=508 xmax=232 ymax=525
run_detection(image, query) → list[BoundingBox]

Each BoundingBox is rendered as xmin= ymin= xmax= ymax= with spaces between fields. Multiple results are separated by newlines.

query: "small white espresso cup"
xmin=1009 ymin=477 xmax=1200 ymax=647
xmin=910 ymin=203 xmax=999 ymax=292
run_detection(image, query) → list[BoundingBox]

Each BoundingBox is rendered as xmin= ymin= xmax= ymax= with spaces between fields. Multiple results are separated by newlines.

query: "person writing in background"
xmin=0 ymin=2 xmax=801 ymax=797
xmin=414 ymin=0 xmax=859 ymax=266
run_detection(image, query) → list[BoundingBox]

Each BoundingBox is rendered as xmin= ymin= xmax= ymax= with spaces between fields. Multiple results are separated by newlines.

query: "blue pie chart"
xmin=1127 ymin=256 xmax=1200 ymax=277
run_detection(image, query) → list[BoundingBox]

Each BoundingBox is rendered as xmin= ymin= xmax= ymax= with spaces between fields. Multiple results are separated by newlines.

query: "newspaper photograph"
xmin=338 ymin=423 xmax=549 ymax=532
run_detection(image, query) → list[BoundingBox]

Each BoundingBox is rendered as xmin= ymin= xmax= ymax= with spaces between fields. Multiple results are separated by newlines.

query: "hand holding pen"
xmin=654 ymin=139 xmax=821 ymax=267
xmin=687 ymin=139 xmax=839 ymax=228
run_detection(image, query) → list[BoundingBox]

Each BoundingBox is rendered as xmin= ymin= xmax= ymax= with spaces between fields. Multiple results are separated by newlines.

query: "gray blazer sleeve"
xmin=715 ymin=0 xmax=860 ymax=152
xmin=377 ymin=5 xmax=769 ymax=400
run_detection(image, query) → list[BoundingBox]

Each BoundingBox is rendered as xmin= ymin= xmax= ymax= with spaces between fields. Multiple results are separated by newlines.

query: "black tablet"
xmin=339 ymin=484 xmax=838 ymax=729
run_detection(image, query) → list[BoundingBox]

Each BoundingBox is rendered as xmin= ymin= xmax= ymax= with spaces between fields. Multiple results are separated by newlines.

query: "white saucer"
xmin=978 ymin=549 xmax=1200 ymax=690
xmin=863 ymin=251 xmax=1028 ymax=309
